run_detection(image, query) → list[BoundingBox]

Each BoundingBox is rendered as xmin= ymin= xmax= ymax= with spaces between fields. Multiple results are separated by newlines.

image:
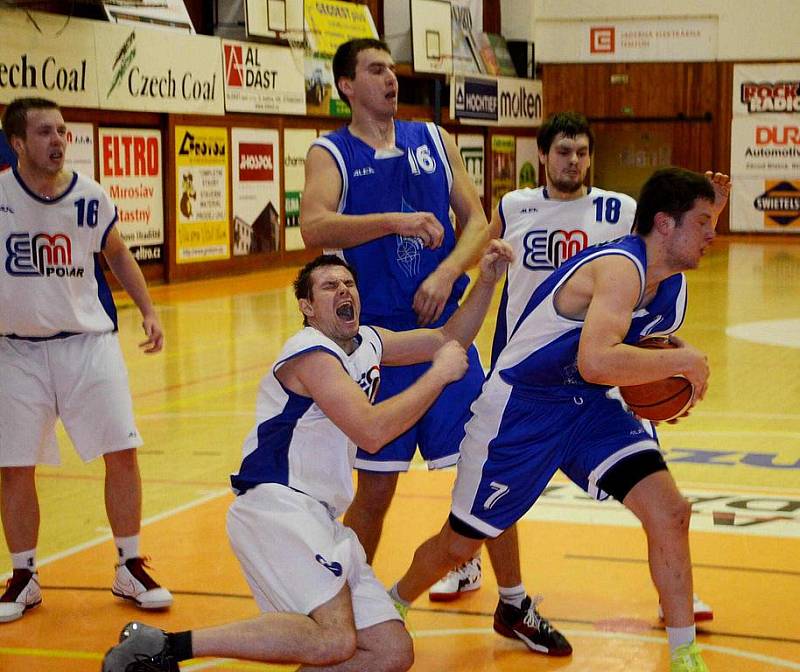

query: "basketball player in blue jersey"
xmin=301 ymin=38 xmax=569 ymax=655
xmin=390 ymin=168 xmax=731 ymax=672
xmin=485 ymin=110 xmax=714 ymax=623
xmin=102 ymin=241 xmax=513 ymax=672
xmin=0 ymin=98 xmax=171 ymax=622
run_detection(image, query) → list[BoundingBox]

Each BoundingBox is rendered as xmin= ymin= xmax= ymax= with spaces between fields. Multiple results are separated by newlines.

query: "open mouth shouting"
xmin=336 ymin=300 xmax=355 ymax=322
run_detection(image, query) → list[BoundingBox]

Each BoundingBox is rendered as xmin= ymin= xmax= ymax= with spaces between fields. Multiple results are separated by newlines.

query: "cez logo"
xmin=315 ymin=554 xmax=343 ymax=577
xmin=523 ymin=229 xmax=589 ymax=271
xmin=5 ymin=233 xmax=84 ymax=277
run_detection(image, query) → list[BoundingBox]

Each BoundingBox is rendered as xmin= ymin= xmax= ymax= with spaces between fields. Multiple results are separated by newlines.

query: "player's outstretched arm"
xmin=278 ymin=344 xmax=467 ymax=453
xmin=300 ymin=145 xmax=445 ymax=250
xmin=102 ymin=227 xmax=163 ymax=353
xmin=412 ymin=128 xmax=490 ymax=326
xmin=381 ymin=239 xmax=513 ymax=365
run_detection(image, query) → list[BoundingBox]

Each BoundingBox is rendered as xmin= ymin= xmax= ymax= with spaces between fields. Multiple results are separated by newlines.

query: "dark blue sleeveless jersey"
xmin=313 ymin=121 xmax=468 ymax=328
xmin=493 ymin=235 xmax=687 ymax=389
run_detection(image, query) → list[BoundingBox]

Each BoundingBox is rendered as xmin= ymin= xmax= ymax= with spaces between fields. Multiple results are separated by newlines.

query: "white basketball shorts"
xmin=227 ymin=483 xmax=401 ymax=630
xmin=0 ymin=332 xmax=142 ymax=466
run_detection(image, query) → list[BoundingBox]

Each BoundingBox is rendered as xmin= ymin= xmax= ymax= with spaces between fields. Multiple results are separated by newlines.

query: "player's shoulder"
xmin=70 ymin=171 xmax=108 ymax=197
xmin=283 ymin=327 xmax=337 ymax=355
xmin=501 ymin=186 xmax=546 ymax=209
xmin=589 ymin=186 xmax=636 ymax=207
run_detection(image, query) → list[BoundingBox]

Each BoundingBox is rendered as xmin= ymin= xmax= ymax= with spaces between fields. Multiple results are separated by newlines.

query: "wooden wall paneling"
xmin=541 ymin=64 xmax=587 ymax=117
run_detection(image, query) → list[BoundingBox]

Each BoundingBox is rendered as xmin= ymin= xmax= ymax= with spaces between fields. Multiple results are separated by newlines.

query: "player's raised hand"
xmin=704 ymin=171 xmax=732 ymax=216
xmin=392 ymin=212 xmax=445 ymax=249
xmin=478 ymin=239 xmax=515 ymax=285
xmin=140 ymin=312 xmax=164 ymax=354
xmin=430 ymin=340 xmax=469 ymax=385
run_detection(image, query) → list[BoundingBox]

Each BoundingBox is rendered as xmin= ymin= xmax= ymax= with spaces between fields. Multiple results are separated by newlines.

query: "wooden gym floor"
xmin=0 ymin=236 xmax=798 ymax=671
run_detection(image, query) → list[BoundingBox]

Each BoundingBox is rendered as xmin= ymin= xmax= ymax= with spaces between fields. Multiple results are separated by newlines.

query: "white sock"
xmin=11 ymin=549 xmax=36 ymax=572
xmin=666 ymin=625 xmax=696 ymax=655
xmin=114 ymin=535 xmax=140 ymax=563
xmin=388 ymin=583 xmax=410 ymax=607
xmin=498 ymin=583 xmax=526 ymax=609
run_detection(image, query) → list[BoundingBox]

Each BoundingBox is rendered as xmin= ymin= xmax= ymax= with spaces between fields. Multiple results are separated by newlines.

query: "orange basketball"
xmin=619 ymin=338 xmax=694 ymax=422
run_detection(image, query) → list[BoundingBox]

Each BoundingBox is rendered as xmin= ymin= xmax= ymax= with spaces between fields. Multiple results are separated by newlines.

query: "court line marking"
xmin=3 ymin=628 xmax=798 ymax=671
xmin=0 ymin=489 xmax=229 ymax=581
xmin=411 ymin=628 xmax=800 ymax=669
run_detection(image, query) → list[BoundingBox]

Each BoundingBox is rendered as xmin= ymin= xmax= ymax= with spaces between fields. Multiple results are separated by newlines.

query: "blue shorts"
xmin=354 ymin=344 xmax=485 ymax=472
xmin=451 ymin=376 xmax=661 ymax=537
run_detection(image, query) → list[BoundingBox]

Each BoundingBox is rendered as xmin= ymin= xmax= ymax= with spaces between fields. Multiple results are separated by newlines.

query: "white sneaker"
xmin=112 ymin=557 xmax=173 ymax=610
xmin=429 ymin=556 xmax=482 ymax=602
xmin=658 ymin=593 xmax=714 ymax=623
xmin=0 ymin=569 xmax=42 ymax=623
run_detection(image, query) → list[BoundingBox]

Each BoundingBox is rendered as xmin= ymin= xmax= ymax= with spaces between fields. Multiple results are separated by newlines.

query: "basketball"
xmin=619 ymin=338 xmax=694 ymax=422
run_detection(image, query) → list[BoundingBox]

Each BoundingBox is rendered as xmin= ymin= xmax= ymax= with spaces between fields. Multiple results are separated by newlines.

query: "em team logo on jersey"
xmin=523 ymin=229 xmax=589 ymax=271
xmin=5 ymin=232 xmax=85 ymax=277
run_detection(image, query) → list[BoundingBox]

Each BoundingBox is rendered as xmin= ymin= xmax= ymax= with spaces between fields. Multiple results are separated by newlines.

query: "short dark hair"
xmin=536 ymin=111 xmax=594 ymax=155
xmin=294 ymin=254 xmax=357 ymax=325
xmin=1 ymin=97 xmax=60 ymax=145
xmin=633 ymin=167 xmax=716 ymax=236
xmin=332 ymin=38 xmax=391 ymax=106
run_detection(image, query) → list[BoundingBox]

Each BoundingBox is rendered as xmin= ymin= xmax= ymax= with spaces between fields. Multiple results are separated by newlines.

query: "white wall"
xmin=500 ymin=0 xmax=800 ymax=61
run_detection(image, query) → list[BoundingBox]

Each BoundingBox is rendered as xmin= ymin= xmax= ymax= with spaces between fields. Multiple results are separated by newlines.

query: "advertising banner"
xmin=96 ymin=23 xmax=224 ymax=115
xmin=222 ymin=40 xmax=305 ymax=115
xmin=452 ymin=75 xmax=542 ymax=127
xmin=284 ymin=128 xmax=317 ymax=251
xmin=305 ymin=0 xmax=378 ymax=57
xmin=731 ymin=178 xmax=800 ymax=233
xmin=730 ymin=64 xmax=800 ymax=233
xmin=64 ymin=122 xmax=95 ymax=178
xmin=457 ymin=134 xmax=485 ymax=195
xmin=99 ymin=128 xmax=164 ymax=263
xmin=536 ymin=17 xmax=718 ymax=64
xmin=730 ymin=117 xmax=800 ymax=176
xmin=515 ymin=136 xmax=538 ymax=188
xmin=231 ymin=127 xmax=281 ymax=255
xmin=0 ymin=8 xmax=98 ymax=107
xmin=733 ymin=63 xmax=800 ymax=116
xmin=174 ymin=126 xmax=230 ymax=263
xmin=491 ymin=135 xmax=515 ymax=209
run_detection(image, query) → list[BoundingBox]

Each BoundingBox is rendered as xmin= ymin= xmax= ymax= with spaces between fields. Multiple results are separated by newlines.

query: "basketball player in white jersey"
xmin=0 ymin=98 xmax=171 ymax=622
xmin=439 ymin=111 xmax=712 ymax=623
xmin=102 ymin=242 xmax=513 ymax=671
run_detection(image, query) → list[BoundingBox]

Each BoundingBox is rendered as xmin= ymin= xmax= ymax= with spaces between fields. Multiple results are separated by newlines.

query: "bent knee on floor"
xmin=361 ymin=624 xmax=414 ymax=672
xmin=307 ymin=627 xmax=358 ymax=665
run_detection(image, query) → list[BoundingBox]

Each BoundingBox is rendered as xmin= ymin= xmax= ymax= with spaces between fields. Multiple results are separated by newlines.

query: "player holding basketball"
xmin=0 ymin=98 xmax=171 ymax=622
xmin=300 ymin=38 xmax=570 ymax=655
xmin=389 ymin=167 xmax=731 ymax=672
xmin=480 ymin=110 xmax=713 ymax=623
xmin=102 ymin=241 xmax=513 ymax=671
